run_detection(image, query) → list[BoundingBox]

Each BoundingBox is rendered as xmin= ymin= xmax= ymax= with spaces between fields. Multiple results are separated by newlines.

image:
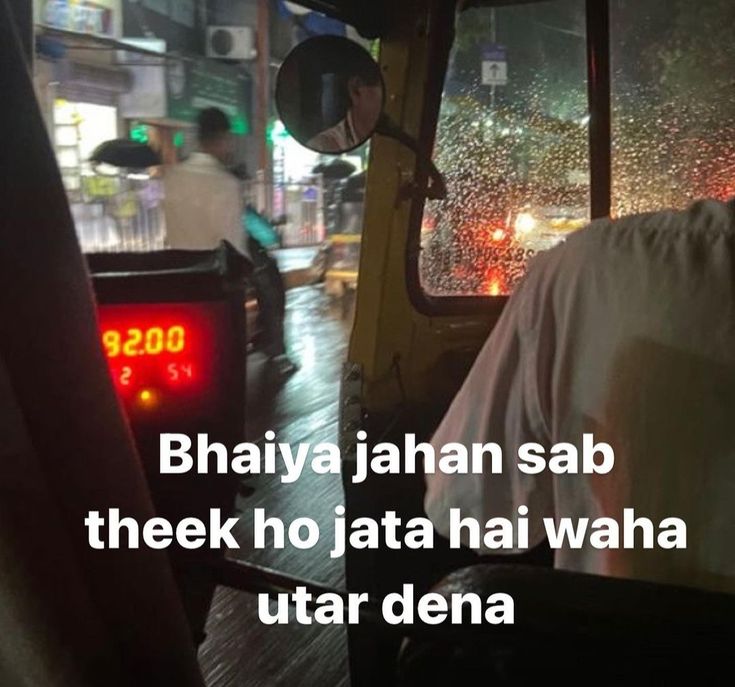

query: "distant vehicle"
xmin=509 ymin=181 xmax=588 ymax=250
xmin=310 ymin=171 xmax=365 ymax=296
xmin=511 ymin=202 xmax=588 ymax=251
xmin=323 ymin=233 xmax=362 ymax=296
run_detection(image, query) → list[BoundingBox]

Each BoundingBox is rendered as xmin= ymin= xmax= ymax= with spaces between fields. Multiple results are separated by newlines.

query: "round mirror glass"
xmin=275 ymin=36 xmax=385 ymax=154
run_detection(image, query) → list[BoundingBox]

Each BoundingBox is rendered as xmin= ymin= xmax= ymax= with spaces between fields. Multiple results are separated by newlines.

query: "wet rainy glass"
xmin=610 ymin=0 xmax=735 ymax=217
xmin=421 ymin=0 xmax=735 ymax=298
xmin=420 ymin=0 xmax=590 ymax=297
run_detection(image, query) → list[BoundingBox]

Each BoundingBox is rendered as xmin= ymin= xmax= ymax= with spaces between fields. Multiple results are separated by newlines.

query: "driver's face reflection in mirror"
xmin=348 ymin=76 xmax=383 ymax=138
xmin=308 ymin=71 xmax=383 ymax=153
xmin=308 ymin=69 xmax=383 ymax=153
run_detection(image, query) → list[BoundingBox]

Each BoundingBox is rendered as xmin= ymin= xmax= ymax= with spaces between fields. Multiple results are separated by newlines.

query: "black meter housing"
xmin=87 ymin=243 xmax=248 ymax=641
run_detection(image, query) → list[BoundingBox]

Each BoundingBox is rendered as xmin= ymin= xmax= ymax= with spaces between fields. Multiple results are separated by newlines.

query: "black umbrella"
xmin=90 ymin=139 xmax=162 ymax=170
xmin=312 ymin=158 xmax=356 ymax=179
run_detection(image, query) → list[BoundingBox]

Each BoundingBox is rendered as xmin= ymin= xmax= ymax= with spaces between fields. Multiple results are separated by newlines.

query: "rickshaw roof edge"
xmin=287 ymin=0 xmax=559 ymax=38
xmin=284 ymin=1 xmax=390 ymax=38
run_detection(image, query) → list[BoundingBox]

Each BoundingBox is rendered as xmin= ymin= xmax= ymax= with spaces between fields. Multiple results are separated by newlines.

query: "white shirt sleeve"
xmin=424 ymin=266 xmax=554 ymax=553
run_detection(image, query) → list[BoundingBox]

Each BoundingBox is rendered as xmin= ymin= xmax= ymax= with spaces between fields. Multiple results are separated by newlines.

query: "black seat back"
xmin=398 ymin=564 xmax=735 ymax=686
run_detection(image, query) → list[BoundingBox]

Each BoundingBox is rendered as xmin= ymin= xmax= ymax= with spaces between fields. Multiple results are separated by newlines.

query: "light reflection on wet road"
xmin=200 ymin=285 xmax=354 ymax=687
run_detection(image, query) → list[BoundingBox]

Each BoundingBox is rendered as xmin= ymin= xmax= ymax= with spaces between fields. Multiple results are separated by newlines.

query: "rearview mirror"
xmin=275 ymin=36 xmax=385 ymax=154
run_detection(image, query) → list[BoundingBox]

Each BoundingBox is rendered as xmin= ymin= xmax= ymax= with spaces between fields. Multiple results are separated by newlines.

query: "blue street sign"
xmin=482 ymin=44 xmax=507 ymax=62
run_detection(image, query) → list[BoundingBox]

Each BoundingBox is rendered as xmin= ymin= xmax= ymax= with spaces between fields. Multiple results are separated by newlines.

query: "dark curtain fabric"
xmin=0 ymin=2 xmax=204 ymax=684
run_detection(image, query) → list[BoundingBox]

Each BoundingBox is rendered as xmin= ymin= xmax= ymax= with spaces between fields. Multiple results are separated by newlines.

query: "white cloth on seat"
xmin=425 ymin=198 xmax=735 ymax=594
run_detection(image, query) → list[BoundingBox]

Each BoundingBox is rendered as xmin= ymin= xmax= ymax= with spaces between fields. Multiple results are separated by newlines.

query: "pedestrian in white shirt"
xmin=163 ymin=107 xmax=249 ymax=259
xmin=425 ymin=198 xmax=735 ymax=595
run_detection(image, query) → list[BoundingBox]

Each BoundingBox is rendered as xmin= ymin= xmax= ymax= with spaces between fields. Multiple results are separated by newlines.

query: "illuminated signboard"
xmin=97 ymin=301 xmax=234 ymax=424
xmin=43 ymin=0 xmax=118 ymax=37
xmin=167 ymin=57 xmax=251 ymax=135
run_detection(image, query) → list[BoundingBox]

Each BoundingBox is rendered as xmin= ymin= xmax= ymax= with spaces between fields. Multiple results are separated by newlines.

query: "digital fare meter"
xmin=97 ymin=302 xmax=234 ymax=425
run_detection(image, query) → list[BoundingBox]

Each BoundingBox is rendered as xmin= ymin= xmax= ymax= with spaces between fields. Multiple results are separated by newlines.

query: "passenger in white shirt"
xmin=425 ymin=198 xmax=735 ymax=595
xmin=163 ymin=107 xmax=249 ymax=259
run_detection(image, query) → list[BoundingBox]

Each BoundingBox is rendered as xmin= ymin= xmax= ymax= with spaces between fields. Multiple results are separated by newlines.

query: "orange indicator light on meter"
xmin=137 ymin=388 xmax=160 ymax=410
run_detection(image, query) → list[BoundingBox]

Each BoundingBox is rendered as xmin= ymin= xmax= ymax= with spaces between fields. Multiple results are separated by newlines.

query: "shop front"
xmin=34 ymin=1 xmax=254 ymax=254
xmin=34 ymin=0 xmax=163 ymax=252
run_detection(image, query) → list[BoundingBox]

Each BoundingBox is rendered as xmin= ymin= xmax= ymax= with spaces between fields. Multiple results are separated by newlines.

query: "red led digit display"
xmin=102 ymin=324 xmax=187 ymax=358
xmin=102 ymin=325 xmax=187 ymax=358
xmin=96 ymin=302 xmax=235 ymax=423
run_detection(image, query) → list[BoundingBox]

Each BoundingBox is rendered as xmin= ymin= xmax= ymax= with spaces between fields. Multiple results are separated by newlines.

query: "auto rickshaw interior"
xmin=280 ymin=0 xmax=735 ymax=682
xmin=1 ymin=0 xmax=734 ymax=685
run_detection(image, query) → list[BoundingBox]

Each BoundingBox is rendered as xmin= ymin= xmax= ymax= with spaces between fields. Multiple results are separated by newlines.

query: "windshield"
xmin=420 ymin=0 xmax=589 ymax=298
xmin=419 ymin=0 xmax=735 ymax=300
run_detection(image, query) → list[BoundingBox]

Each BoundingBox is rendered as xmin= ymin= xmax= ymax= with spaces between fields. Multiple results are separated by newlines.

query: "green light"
xmin=130 ymin=123 xmax=149 ymax=144
xmin=173 ymin=131 xmax=185 ymax=148
xmin=267 ymin=119 xmax=290 ymax=146
xmin=232 ymin=115 xmax=250 ymax=136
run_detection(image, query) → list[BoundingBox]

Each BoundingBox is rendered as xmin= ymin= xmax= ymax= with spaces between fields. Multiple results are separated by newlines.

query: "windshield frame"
xmin=406 ymin=0 xmax=611 ymax=316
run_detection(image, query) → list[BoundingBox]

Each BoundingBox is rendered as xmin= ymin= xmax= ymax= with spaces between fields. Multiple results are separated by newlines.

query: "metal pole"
xmin=256 ymin=0 xmax=272 ymax=216
xmin=585 ymin=0 xmax=612 ymax=219
xmin=490 ymin=7 xmax=496 ymax=112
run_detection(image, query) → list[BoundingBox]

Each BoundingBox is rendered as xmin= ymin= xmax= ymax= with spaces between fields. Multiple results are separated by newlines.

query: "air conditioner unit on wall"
xmin=206 ymin=26 xmax=257 ymax=60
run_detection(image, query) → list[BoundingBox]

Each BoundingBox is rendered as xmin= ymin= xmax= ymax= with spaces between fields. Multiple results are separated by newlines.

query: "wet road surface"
xmin=272 ymin=246 xmax=320 ymax=274
xmin=200 ymin=285 xmax=353 ymax=687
